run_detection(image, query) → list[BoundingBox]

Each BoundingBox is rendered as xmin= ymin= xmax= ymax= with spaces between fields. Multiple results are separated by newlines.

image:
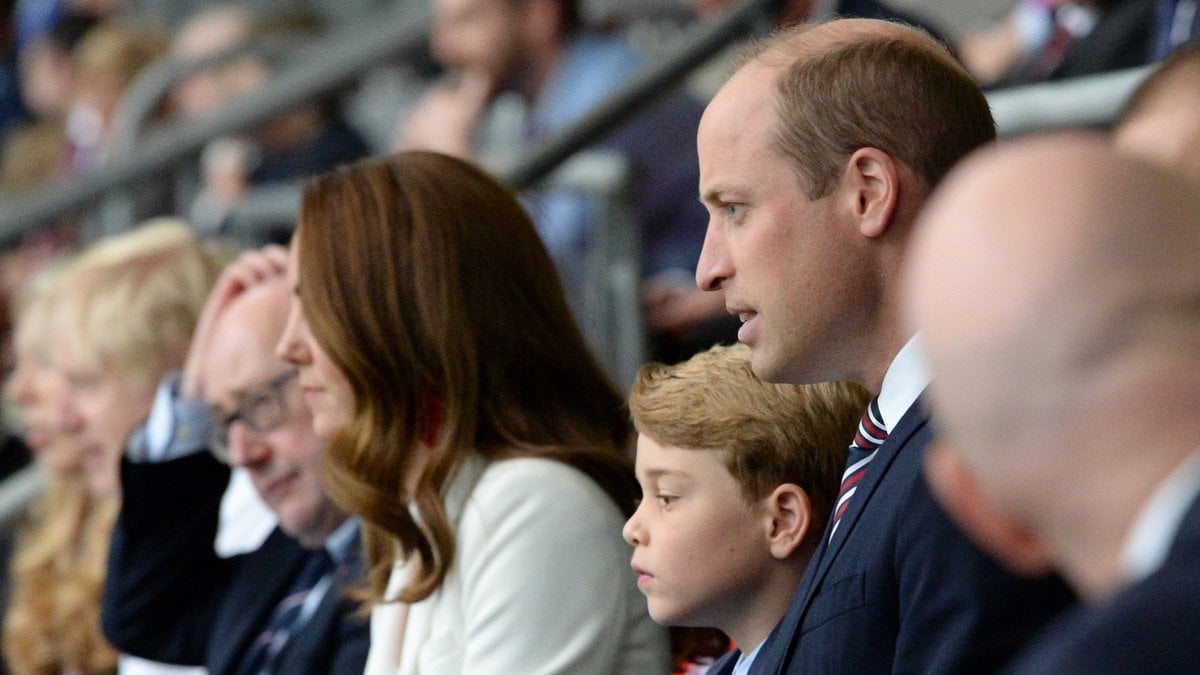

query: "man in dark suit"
xmin=909 ymin=134 xmax=1200 ymax=674
xmin=694 ymin=18 xmax=1075 ymax=674
xmin=102 ymin=246 xmax=368 ymax=674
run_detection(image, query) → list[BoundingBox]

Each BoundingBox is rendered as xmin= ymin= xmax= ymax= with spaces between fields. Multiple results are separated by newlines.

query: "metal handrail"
xmin=499 ymin=0 xmax=783 ymax=187
xmin=108 ymin=33 xmax=318 ymax=161
xmin=992 ymin=64 xmax=1153 ymax=137
xmin=0 ymin=1 xmax=431 ymax=244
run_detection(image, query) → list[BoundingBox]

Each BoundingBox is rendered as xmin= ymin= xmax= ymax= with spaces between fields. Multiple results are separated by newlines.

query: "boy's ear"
xmin=763 ymin=484 xmax=812 ymax=560
xmin=924 ymin=439 xmax=1055 ymax=577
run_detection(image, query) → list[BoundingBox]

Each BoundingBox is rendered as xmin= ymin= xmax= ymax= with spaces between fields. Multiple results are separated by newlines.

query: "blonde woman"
xmin=5 ymin=220 xmax=226 ymax=674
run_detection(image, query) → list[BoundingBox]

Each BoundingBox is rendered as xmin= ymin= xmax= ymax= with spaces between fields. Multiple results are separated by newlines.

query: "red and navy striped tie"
xmin=830 ymin=398 xmax=888 ymax=542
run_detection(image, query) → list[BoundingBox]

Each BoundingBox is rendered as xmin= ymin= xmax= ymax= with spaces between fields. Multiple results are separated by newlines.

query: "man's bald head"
xmin=911 ymin=134 xmax=1200 ymax=471
xmin=908 ymin=136 xmax=1200 ymax=591
xmin=201 ymin=277 xmax=291 ymax=390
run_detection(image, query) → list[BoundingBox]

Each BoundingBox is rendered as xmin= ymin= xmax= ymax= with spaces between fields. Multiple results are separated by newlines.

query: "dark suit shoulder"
xmin=1006 ymin=496 xmax=1200 ymax=674
xmin=773 ymin=404 xmax=1075 ymax=673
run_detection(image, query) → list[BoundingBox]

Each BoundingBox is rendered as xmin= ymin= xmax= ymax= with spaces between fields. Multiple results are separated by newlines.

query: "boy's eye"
xmin=655 ymin=494 xmax=677 ymax=507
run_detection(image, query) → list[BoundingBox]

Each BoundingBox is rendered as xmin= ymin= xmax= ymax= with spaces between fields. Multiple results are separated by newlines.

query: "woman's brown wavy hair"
xmin=295 ymin=151 xmax=636 ymax=604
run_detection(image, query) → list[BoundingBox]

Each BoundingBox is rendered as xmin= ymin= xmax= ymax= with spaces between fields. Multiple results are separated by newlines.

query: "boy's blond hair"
xmin=630 ymin=343 xmax=869 ymax=532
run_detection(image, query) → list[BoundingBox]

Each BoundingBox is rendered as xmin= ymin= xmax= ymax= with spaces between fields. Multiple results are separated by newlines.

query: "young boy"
xmin=623 ymin=343 xmax=868 ymax=674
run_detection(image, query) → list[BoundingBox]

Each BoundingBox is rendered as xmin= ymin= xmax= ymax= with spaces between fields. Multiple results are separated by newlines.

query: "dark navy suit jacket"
xmin=102 ymin=454 xmax=369 ymax=675
xmin=1005 ymin=490 xmax=1200 ymax=674
xmin=748 ymin=400 xmax=1076 ymax=673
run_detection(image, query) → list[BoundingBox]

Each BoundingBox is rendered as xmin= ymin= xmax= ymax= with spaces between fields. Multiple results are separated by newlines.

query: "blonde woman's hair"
xmin=55 ymin=218 xmax=224 ymax=388
xmin=3 ymin=479 xmax=119 ymax=674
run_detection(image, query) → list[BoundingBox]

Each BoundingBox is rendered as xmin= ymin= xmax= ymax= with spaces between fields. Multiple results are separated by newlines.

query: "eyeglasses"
xmin=208 ymin=369 xmax=299 ymax=463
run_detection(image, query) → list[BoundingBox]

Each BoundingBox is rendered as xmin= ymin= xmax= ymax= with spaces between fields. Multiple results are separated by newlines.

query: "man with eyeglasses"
xmin=101 ymin=246 xmax=369 ymax=675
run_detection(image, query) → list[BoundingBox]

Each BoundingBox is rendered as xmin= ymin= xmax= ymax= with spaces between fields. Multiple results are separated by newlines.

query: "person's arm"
xmin=102 ymin=448 xmax=232 ymax=664
xmin=455 ymin=458 xmax=668 ymax=674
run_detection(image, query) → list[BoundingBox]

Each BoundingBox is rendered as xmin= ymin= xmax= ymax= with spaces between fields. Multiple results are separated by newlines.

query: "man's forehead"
xmin=702 ymin=63 xmax=779 ymax=145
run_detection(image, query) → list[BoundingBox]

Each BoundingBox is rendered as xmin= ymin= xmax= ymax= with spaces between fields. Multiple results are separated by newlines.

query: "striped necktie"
xmin=829 ymin=398 xmax=888 ymax=543
xmin=236 ymin=548 xmax=335 ymax=675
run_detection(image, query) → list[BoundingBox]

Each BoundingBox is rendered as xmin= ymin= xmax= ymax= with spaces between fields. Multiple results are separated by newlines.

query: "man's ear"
xmin=763 ymin=484 xmax=812 ymax=560
xmin=842 ymin=147 xmax=900 ymax=239
xmin=925 ymin=439 xmax=1055 ymax=577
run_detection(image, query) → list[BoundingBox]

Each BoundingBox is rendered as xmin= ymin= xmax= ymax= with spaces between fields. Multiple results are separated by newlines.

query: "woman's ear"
xmin=763 ymin=484 xmax=812 ymax=560
xmin=841 ymin=147 xmax=900 ymax=239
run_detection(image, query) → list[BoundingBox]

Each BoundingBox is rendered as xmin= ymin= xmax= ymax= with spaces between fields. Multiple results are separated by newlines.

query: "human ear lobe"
xmin=764 ymin=484 xmax=812 ymax=560
xmin=925 ymin=439 xmax=1054 ymax=577
xmin=844 ymin=147 xmax=899 ymax=239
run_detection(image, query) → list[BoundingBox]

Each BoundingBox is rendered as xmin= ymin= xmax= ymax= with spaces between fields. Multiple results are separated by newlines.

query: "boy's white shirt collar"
xmin=731 ymin=641 xmax=763 ymax=675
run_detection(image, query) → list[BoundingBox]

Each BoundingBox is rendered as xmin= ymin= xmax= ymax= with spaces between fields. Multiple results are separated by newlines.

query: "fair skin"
xmin=275 ymin=236 xmax=355 ymax=442
xmin=623 ymin=434 xmax=811 ymax=653
xmin=396 ymin=0 xmax=563 ymax=154
xmin=695 ymin=57 xmax=904 ymax=389
xmin=197 ymin=260 xmax=346 ymax=550
xmin=51 ymin=339 xmax=153 ymax=499
xmin=1114 ymin=87 xmax=1200 ymax=184
xmin=4 ymin=327 xmax=86 ymax=478
xmin=907 ymin=135 xmax=1200 ymax=600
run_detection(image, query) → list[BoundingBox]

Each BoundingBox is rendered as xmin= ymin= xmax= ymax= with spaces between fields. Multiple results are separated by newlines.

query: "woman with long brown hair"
xmin=276 ymin=151 xmax=668 ymax=673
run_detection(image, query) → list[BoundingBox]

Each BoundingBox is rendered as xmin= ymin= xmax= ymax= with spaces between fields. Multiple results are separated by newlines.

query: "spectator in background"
xmin=1151 ymin=0 xmax=1199 ymax=58
xmin=16 ymin=10 xmax=97 ymax=129
xmin=1 ymin=0 xmax=28 ymax=136
xmin=168 ymin=4 xmax=370 ymax=239
xmin=958 ymin=0 xmax=1154 ymax=88
xmin=908 ymin=134 xmax=1200 ymax=674
xmin=2 ymin=260 xmax=120 ymax=675
xmin=102 ymin=245 xmax=368 ymax=675
xmin=1113 ymin=41 xmax=1200 ymax=181
xmin=276 ymin=151 xmax=669 ymax=673
xmin=40 ymin=220 xmax=226 ymax=675
xmin=62 ymin=18 xmax=166 ymax=174
xmin=397 ymin=0 xmax=723 ymax=363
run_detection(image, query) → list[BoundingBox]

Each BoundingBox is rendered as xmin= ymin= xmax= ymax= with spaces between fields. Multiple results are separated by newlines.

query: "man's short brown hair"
xmin=751 ymin=19 xmax=996 ymax=199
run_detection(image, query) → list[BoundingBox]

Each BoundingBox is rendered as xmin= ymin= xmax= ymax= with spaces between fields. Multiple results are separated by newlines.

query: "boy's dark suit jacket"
xmin=738 ymin=399 xmax=1076 ymax=674
xmin=102 ymin=453 xmax=369 ymax=675
xmin=1005 ymin=491 xmax=1200 ymax=673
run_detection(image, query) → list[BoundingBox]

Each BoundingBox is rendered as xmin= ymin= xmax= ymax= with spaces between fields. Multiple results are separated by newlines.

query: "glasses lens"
xmin=208 ymin=416 xmax=232 ymax=464
xmin=206 ymin=370 xmax=296 ymax=463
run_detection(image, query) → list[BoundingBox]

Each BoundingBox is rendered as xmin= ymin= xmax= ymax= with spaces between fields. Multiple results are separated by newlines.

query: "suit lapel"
xmin=274 ymin=527 xmax=364 ymax=671
xmin=763 ymin=402 xmax=930 ymax=674
xmin=211 ymin=529 xmax=307 ymax=675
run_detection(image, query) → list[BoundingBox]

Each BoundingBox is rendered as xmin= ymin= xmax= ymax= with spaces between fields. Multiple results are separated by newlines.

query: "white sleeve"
xmin=455 ymin=459 xmax=666 ymax=675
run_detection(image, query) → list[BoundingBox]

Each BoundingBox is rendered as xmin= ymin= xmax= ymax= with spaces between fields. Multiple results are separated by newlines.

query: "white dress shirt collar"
xmin=876 ymin=333 xmax=932 ymax=432
xmin=1120 ymin=448 xmax=1200 ymax=583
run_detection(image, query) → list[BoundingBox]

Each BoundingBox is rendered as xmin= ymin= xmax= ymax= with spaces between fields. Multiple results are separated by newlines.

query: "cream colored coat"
xmin=364 ymin=454 xmax=669 ymax=675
